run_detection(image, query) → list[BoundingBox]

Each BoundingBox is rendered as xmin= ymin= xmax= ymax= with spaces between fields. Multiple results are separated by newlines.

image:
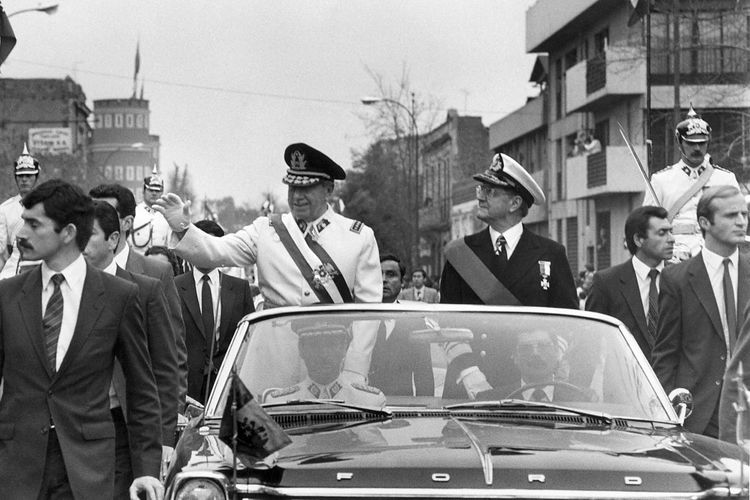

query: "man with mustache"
xmin=643 ymin=106 xmax=739 ymax=262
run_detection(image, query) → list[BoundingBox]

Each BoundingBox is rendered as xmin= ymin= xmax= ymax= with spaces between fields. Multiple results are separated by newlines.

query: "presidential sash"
xmin=445 ymin=238 xmax=521 ymax=306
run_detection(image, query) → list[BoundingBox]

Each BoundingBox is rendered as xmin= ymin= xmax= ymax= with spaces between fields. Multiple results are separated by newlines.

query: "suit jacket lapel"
xmin=504 ymin=229 xmax=542 ymax=289
xmin=55 ymin=264 xmax=106 ymax=379
xmin=737 ymin=253 xmax=750 ymax=326
xmin=689 ymin=256 xmax=724 ymax=341
xmin=18 ymin=267 xmax=52 ymax=378
xmin=619 ymin=262 xmax=650 ymax=344
xmin=180 ymin=275 xmax=205 ymax=338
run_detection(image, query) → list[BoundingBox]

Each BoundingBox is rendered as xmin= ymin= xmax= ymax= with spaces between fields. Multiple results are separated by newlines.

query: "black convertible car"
xmin=165 ymin=304 xmax=747 ymax=499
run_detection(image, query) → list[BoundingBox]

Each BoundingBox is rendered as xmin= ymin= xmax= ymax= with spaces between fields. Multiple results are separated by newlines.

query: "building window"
xmin=555 ymin=59 xmax=563 ymax=120
xmin=126 ymin=166 xmax=135 ymax=181
xmin=145 ymin=115 xmax=149 ymax=129
xmin=126 ymin=114 xmax=134 ymax=128
xmin=136 ymin=114 xmax=144 ymax=128
xmin=104 ymin=114 xmax=112 ymax=128
xmin=114 ymin=166 xmax=124 ymax=180
xmin=104 ymin=165 xmax=113 ymax=179
xmin=136 ymin=166 xmax=145 ymax=180
xmin=114 ymin=114 xmax=123 ymax=128
xmin=96 ymin=115 xmax=103 ymax=128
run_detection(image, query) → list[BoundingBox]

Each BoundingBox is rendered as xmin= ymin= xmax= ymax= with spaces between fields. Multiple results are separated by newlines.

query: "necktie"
xmin=530 ymin=388 xmax=549 ymax=402
xmin=201 ymin=274 xmax=215 ymax=340
xmin=647 ymin=268 xmax=659 ymax=338
xmin=43 ymin=274 xmax=65 ymax=373
xmin=416 ymin=289 xmax=423 ymax=301
xmin=723 ymin=258 xmax=737 ymax=352
xmin=495 ymin=235 xmax=507 ymax=264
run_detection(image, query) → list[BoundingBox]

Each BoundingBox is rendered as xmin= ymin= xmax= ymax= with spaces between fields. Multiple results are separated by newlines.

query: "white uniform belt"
xmin=672 ymin=222 xmax=699 ymax=235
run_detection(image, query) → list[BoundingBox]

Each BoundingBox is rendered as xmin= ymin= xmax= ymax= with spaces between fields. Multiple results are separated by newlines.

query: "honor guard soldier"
xmin=154 ymin=143 xmax=381 ymax=379
xmin=0 ymin=143 xmax=41 ymax=278
xmin=130 ymin=166 xmax=172 ymax=255
xmin=263 ymin=320 xmax=386 ymax=408
xmin=439 ymin=152 xmax=577 ymax=399
xmin=643 ymin=106 xmax=739 ymax=261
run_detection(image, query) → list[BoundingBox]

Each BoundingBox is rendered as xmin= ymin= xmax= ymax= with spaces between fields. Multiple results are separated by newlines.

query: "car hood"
xmin=167 ymin=412 xmax=744 ymax=494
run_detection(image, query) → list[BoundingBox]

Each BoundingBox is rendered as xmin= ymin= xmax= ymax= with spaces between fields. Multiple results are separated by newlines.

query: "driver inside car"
xmin=477 ymin=329 xmax=596 ymax=402
xmin=263 ymin=320 xmax=386 ymax=407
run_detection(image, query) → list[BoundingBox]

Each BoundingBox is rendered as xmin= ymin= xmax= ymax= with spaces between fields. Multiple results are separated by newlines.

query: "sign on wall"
xmin=28 ymin=128 xmax=73 ymax=155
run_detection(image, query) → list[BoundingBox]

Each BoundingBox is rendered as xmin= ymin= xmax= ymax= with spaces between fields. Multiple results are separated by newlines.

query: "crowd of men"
xmin=0 ymin=106 xmax=748 ymax=498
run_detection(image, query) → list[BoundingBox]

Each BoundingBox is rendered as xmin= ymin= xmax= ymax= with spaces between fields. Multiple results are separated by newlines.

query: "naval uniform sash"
xmin=445 ymin=238 xmax=521 ymax=306
xmin=666 ymin=164 xmax=713 ymax=222
xmin=268 ymin=214 xmax=335 ymax=304
xmin=304 ymin=235 xmax=354 ymax=303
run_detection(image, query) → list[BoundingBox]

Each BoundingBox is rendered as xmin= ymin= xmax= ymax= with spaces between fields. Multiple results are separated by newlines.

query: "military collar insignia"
xmin=308 ymin=383 xmax=321 ymax=398
xmin=681 ymin=165 xmax=706 ymax=178
xmin=315 ymin=219 xmax=330 ymax=234
xmin=290 ymin=150 xmax=307 ymax=170
xmin=329 ymin=380 xmax=342 ymax=398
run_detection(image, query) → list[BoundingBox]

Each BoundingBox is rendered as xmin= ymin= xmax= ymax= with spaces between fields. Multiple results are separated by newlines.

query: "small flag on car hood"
xmin=219 ymin=373 xmax=291 ymax=466
xmin=0 ymin=4 xmax=17 ymax=67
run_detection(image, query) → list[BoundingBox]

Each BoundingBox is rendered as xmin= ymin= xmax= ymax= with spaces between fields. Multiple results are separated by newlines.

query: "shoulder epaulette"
xmin=351 ymin=382 xmax=382 ymax=395
xmin=714 ymin=164 xmax=732 ymax=173
xmin=350 ymin=220 xmax=363 ymax=234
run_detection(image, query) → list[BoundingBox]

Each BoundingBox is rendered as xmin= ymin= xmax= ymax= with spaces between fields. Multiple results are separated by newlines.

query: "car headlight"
xmin=175 ymin=479 xmax=226 ymax=500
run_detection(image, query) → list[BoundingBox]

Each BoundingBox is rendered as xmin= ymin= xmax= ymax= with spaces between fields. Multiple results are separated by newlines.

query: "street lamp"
xmin=7 ymin=1 xmax=59 ymax=17
xmin=361 ymin=94 xmax=421 ymax=269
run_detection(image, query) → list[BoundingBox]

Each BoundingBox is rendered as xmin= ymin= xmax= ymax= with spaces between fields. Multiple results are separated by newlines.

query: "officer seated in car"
xmin=263 ymin=319 xmax=386 ymax=407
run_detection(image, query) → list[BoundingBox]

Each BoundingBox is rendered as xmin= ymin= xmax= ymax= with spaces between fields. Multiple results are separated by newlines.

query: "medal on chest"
xmin=539 ymin=260 xmax=551 ymax=290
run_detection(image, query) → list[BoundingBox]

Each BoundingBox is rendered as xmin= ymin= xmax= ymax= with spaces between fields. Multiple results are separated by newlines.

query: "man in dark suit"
xmin=439 ymin=153 xmax=577 ymax=398
xmin=84 ymin=200 xmax=179 ymax=498
xmin=90 ymin=183 xmax=187 ymax=407
xmin=369 ymin=254 xmax=433 ymax=396
xmin=175 ymin=220 xmax=254 ymax=403
xmin=586 ymin=206 xmax=675 ymax=362
xmin=653 ymin=185 xmax=750 ymax=438
xmin=0 ymin=180 xmax=162 ymax=499
xmin=440 ymin=153 xmax=577 ymax=309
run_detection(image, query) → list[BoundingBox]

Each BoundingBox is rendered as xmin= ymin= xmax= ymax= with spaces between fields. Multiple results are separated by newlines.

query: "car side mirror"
xmin=669 ymin=388 xmax=693 ymax=424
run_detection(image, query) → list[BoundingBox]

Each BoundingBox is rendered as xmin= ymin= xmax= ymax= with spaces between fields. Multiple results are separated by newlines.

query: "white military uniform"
xmin=643 ymin=155 xmax=739 ymax=259
xmin=263 ymin=377 xmax=386 ymax=407
xmin=0 ymin=195 xmax=23 ymax=279
xmin=172 ymin=206 xmax=381 ymax=306
xmin=130 ymin=201 xmax=172 ymax=255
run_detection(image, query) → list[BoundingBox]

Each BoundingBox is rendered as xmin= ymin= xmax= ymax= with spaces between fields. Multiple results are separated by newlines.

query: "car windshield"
xmin=210 ymin=308 xmax=673 ymax=422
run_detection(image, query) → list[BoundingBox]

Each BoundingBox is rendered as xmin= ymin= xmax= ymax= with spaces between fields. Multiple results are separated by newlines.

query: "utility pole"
xmin=672 ymin=0 xmax=681 ymax=162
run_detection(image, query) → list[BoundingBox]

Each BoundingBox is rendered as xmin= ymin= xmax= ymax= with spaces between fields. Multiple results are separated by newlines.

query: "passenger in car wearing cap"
xmin=154 ymin=143 xmax=381 ymax=380
xmin=131 ymin=166 xmax=172 ymax=255
xmin=263 ymin=321 xmax=386 ymax=408
xmin=439 ymin=153 xmax=577 ymax=399
xmin=643 ymin=106 xmax=739 ymax=261
xmin=0 ymin=143 xmax=42 ymax=278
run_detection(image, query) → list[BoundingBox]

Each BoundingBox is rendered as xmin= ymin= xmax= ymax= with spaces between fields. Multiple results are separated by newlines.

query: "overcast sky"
xmin=3 ymin=0 xmax=538 ymax=207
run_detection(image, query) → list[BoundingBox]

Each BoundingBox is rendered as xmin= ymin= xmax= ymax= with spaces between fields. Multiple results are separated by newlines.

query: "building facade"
xmin=488 ymin=0 xmax=749 ymax=274
xmin=419 ymin=109 xmax=488 ymax=278
xmin=91 ymin=98 xmax=160 ymax=197
xmin=0 ymin=76 xmax=91 ymax=199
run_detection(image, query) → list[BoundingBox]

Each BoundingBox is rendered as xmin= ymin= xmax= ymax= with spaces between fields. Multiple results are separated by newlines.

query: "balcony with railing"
xmin=565 ymin=145 xmax=646 ymax=199
xmin=566 ymin=45 xmax=646 ymax=114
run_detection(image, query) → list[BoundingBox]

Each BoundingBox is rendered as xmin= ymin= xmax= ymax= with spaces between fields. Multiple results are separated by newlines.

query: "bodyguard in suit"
xmin=175 ymin=220 xmax=255 ymax=403
xmin=652 ymin=185 xmax=750 ymax=438
xmin=440 ymin=152 xmax=577 ymax=309
xmin=84 ymin=200 xmax=179 ymax=498
xmin=369 ymin=254 xmax=433 ymax=396
xmin=439 ymin=153 xmax=577 ymax=399
xmin=398 ymin=268 xmax=439 ymax=303
xmin=0 ymin=180 xmax=163 ymax=499
xmin=586 ymin=206 xmax=675 ymax=362
xmin=90 ymin=183 xmax=187 ymax=408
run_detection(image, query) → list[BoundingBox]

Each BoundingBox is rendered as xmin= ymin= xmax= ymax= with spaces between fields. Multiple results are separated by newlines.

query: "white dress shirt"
xmin=193 ymin=267 xmax=221 ymax=340
xmin=41 ymin=254 xmax=87 ymax=371
xmin=702 ymin=247 xmax=739 ymax=356
xmin=114 ymin=243 xmax=130 ymax=269
xmin=489 ymin=221 xmax=523 ymax=259
xmin=631 ymin=256 xmax=664 ymax=319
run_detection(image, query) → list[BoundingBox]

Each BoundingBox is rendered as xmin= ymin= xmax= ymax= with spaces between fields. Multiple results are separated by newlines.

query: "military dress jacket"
xmin=130 ymin=201 xmax=172 ymax=255
xmin=173 ymin=207 xmax=382 ymax=306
